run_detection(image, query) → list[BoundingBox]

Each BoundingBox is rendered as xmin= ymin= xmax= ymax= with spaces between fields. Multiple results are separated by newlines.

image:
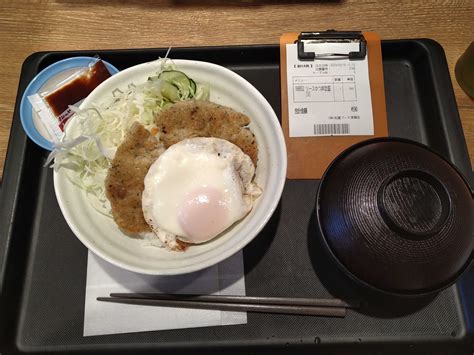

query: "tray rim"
xmin=1 ymin=39 xmax=473 ymax=354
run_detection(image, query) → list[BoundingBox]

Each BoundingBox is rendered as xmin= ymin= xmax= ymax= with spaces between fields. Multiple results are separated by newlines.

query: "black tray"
xmin=1 ymin=40 xmax=473 ymax=355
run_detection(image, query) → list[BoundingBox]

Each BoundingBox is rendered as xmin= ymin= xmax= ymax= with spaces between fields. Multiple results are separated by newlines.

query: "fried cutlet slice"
xmin=105 ymin=122 xmax=165 ymax=234
xmin=155 ymin=100 xmax=258 ymax=165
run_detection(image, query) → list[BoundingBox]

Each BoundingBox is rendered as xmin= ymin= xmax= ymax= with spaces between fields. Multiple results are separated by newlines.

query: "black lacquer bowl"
xmin=316 ymin=137 xmax=473 ymax=297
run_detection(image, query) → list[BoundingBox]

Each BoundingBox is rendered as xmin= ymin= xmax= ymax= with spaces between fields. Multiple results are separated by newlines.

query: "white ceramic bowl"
xmin=54 ymin=59 xmax=287 ymax=275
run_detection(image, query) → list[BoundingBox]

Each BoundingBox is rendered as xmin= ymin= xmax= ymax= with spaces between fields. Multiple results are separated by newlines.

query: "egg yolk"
xmin=177 ymin=187 xmax=229 ymax=243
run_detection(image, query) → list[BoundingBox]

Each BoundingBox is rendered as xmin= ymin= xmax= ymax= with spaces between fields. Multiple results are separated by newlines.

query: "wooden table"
xmin=0 ymin=0 xmax=473 ymax=179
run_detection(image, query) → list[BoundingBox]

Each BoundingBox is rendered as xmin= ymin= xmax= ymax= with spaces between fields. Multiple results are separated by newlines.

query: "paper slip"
xmin=286 ymin=42 xmax=374 ymax=137
xmin=84 ymin=250 xmax=246 ymax=336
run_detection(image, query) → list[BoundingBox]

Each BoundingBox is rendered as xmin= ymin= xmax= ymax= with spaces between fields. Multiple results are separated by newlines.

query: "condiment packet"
xmin=28 ymin=57 xmax=112 ymax=142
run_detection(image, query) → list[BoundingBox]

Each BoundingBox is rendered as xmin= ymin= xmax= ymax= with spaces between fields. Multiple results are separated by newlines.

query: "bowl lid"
xmin=317 ymin=138 xmax=473 ymax=295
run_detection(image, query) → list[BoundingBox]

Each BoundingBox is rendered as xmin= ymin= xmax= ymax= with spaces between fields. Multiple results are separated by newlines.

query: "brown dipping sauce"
xmin=44 ymin=60 xmax=111 ymax=128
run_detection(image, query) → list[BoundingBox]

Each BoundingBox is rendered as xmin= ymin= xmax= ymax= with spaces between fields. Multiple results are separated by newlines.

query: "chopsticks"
xmin=97 ymin=293 xmax=359 ymax=318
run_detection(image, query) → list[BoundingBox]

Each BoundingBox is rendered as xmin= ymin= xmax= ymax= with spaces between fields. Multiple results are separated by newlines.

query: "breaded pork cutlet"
xmin=105 ymin=122 xmax=165 ymax=234
xmin=155 ymin=100 xmax=258 ymax=165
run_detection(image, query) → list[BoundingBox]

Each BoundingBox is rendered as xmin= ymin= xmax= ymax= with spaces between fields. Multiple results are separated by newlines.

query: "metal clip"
xmin=297 ymin=30 xmax=367 ymax=61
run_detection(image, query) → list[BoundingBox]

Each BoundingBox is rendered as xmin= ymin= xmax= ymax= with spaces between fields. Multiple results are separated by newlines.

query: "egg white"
xmin=142 ymin=137 xmax=261 ymax=250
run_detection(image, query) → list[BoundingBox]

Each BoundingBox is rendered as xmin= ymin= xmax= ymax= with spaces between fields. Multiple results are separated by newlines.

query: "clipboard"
xmin=280 ymin=30 xmax=388 ymax=179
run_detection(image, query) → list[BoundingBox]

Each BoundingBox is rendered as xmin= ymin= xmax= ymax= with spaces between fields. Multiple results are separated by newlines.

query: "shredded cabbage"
xmin=51 ymin=59 xmax=210 ymax=216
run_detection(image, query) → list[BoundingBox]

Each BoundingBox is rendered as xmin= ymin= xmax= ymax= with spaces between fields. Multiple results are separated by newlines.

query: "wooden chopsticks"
xmin=97 ymin=293 xmax=359 ymax=318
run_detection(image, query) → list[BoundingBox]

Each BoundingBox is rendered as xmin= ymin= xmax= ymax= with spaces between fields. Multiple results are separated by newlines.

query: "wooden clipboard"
xmin=280 ymin=31 xmax=388 ymax=179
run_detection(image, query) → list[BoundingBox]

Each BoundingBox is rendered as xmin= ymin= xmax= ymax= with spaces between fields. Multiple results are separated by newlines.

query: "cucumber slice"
xmin=189 ymin=79 xmax=197 ymax=96
xmin=159 ymin=70 xmax=191 ymax=88
xmin=159 ymin=81 xmax=180 ymax=102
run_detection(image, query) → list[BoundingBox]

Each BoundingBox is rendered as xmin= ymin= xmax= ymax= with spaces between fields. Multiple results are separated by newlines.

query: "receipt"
xmin=286 ymin=43 xmax=374 ymax=137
